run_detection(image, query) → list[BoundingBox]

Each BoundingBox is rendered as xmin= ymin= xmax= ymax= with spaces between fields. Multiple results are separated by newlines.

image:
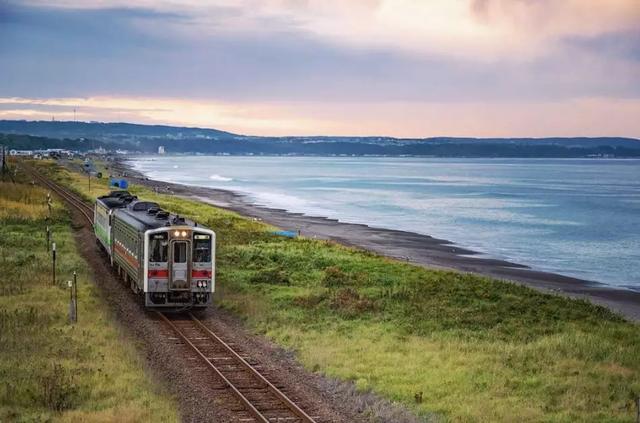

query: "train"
xmin=94 ymin=190 xmax=215 ymax=309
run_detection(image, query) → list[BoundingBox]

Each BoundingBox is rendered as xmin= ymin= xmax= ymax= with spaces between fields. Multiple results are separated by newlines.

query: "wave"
xmin=209 ymin=174 xmax=233 ymax=182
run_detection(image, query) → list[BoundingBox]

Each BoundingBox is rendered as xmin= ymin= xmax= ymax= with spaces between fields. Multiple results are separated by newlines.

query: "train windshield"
xmin=193 ymin=234 xmax=212 ymax=263
xmin=149 ymin=233 xmax=168 ymax=262
xmin=173 ymin=242 xmax=188 ymax=263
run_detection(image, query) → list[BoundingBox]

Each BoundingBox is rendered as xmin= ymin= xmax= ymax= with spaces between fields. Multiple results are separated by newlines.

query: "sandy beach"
xmin=114 ymin=159 xmax=640 ymax=321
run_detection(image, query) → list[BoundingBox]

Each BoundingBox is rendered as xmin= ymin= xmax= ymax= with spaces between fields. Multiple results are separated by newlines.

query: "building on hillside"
xmin=158 ymin=146 xmax=165 ymax=154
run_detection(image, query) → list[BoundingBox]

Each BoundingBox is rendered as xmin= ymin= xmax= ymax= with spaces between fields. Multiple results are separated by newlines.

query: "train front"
xmin=143 ymin=226 xmax=215 ymax=309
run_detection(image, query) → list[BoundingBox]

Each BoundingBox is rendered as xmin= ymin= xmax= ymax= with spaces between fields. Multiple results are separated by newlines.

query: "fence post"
xmin=45 ymin=226 xmax=50 ymax=252
xmin=51 ymin=242 xmax=56 ymax=285
xmin=46 ymin=193 xmax=52 ymax=218
xmin=68 ymin=280 xmax=74 ymax=323
xmin=68 ymin=271 xmax=77 ymax=323
xmin=73 ymin=271 xmax=78 ymax=323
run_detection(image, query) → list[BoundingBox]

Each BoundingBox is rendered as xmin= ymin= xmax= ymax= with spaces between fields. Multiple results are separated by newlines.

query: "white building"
xmin=158 ymin=146 xmax=165 ymax=155
xmin=9 ymin=150 xmax=34 ymax=156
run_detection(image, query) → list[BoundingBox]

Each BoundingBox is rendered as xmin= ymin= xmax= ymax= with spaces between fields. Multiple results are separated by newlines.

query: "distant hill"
xmin=1 ymin=120 xmax=639 ymax=158
xmin=0 ymin=120 xmax=236 ymax=141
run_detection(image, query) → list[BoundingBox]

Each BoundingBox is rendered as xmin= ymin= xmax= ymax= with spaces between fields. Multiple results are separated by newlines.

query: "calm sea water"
xmin=130 ymin=156 xmax=640 ymax=290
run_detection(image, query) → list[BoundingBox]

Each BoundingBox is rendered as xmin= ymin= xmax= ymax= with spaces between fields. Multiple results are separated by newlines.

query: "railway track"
xmin=157 ymin=312 xmax=318 ymax=423
xmin=25 ymin=163 xmax=320 ymax=422
xmin=24 ymin=164 xmax=94 ymax=225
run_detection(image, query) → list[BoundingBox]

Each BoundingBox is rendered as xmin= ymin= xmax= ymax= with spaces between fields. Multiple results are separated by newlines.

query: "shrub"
xmin=249 ymin=267 xmax=290 ymax=285
xmin=322 ymin=266 xmax=351 ymax=287
xmin=37 ymin=364 xmax=79 ymax=412
xmin=293 ymin=293 xmax=325 ymax=309
xmin=330 ymin=287 xmax=375 ymax=318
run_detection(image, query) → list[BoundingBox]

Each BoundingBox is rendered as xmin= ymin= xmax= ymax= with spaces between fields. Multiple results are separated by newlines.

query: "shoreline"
xmin=114 ymin=159 xmax=640 ymax=321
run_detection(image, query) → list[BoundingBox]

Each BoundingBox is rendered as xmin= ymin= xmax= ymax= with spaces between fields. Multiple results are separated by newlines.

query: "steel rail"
xmin=24 ymin=165 xmax=91 ymax=214
xmin=25 ymin=165 xmax=94 ymax=225
xmin=188 ymin=312 xmax=317 ymax=423
xmin=156 ymin=311 xmax=271 ymax=423
xmin=157 ymin=311 xmax=317 ymax=423
xmin=41 ymin=175 xmax=93 ymax=217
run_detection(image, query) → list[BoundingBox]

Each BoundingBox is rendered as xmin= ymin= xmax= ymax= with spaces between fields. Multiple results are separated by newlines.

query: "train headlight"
xmin=174 ymin=230 xmax=180 ymax=237
xmin=181 ymin=231 xmax=187 ymax=237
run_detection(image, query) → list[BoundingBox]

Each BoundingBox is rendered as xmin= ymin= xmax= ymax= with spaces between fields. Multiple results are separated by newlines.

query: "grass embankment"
xmin=0 ymin=174 xmax=178 ymax=421
xmin=41 ymin=159 xmax=640 ymax=422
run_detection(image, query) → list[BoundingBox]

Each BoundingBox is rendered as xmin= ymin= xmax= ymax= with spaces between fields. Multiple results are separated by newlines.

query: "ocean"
xmin=129 ymin=156 xmax=640 ymax=291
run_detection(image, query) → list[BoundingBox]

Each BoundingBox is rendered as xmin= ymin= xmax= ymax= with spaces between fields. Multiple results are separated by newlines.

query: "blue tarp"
xmin=109 ymin=178 xmax=128 ymax=189
xmin=272 ymin=230 xmax=298 ymax=238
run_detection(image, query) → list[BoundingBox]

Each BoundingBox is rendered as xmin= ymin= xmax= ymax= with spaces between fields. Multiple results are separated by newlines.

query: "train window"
xmin=193 ymin=234 xmax=211 ymax=263
xmin=150 ymin=233 xmax=168 ymax=262
xmin=173 ymin=242 xmax=187 ymax=263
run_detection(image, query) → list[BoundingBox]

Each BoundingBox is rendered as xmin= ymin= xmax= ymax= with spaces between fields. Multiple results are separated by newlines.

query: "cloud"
xmin=2 ymin=96 xmax=639 ymax=138
xmin=1 ymin=1 xmax=638 ymax=103
xmin=16 ymin=0 xmax=640 ymax=59
xmin=0 ymin=96 xmax=319 ymax=135
xmin=0 ymin=1 xmax=638 ymax=137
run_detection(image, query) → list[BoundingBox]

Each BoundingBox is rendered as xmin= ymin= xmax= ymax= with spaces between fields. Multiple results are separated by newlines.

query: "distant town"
xmin=2 ymin=120 xmax=640 ymax=158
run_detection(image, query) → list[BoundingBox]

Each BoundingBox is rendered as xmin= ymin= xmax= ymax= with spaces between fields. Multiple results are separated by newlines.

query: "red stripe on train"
xmin=192 ymin=270 xmax=212 ymax=278
xmin=148 ymin=269 xmax=169 ymax=278
xmin=114 ymin=244 xmax=139 ymax=269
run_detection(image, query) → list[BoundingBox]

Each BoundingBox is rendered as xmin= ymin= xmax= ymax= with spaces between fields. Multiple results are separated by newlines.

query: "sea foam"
xmin=209 ymin=174 xmax=233 ymax=182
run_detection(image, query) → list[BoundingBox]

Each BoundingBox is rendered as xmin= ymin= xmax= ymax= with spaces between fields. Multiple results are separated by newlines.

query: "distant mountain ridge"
xmin=1 ymin=120 xmax=639 ymax=157
xmin=0 ymin=120 xmax=236 ymax=140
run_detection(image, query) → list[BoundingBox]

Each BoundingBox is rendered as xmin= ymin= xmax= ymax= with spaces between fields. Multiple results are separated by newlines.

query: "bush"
xmin=249 ymin=267 xmax=290 ymax=285
xmin=322 ymin=266 xmax=351 ymax=287
xmin=293 ymin=293 xmax=325 ymax=309
xmin=330 ymin=287 xmax=375 ymax=318
xmin=38 ymin=364 xmax=79 ymax=412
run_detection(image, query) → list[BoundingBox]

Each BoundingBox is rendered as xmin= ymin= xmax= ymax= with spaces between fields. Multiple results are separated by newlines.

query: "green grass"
xmin=38 ymin=159 xmax=640 ymax=422
xmin=0 ymin=170 xmax=178 ymax=422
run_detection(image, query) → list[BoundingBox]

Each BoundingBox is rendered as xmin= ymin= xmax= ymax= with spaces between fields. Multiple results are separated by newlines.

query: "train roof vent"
xmin=155 ymin=210 xmax=170 ymax=220
xmin=109 ymin=190 xmax=131 ymax=198
xmin=172 ymin=215 xmax=186 ymax=224
xmin=147 ymin=207 xmax=159 ymax=215
xmin=132 ymin=201 xmax=160 ymax=212
xmin=122 ymin=195 xmax=136 ymax=204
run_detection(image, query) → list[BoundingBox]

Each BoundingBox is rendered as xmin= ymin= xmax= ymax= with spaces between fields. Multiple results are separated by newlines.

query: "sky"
xmin=0 ymin=0 xmax=639 ymax=138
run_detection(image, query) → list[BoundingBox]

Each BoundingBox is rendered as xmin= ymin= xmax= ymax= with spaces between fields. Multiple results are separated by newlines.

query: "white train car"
xmin=94 ymin=191 xmax=216 ymax=309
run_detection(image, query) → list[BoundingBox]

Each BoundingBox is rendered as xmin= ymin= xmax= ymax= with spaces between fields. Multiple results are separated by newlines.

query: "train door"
xmin=169 ymin=240 xmax=190 ymax=290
